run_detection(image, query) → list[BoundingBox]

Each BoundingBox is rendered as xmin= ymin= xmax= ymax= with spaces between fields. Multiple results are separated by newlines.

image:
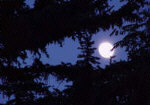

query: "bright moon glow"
xmin=98 ymin=42 xmax=114 ymax=58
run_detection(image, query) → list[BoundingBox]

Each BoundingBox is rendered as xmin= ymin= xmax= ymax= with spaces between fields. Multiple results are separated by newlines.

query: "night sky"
xmin=0 ymin=0 xmax=128 ymax=103
xmin=23 ymin=0 xmax=128 ymax=68
xmin=23 ymin=28 xmax=127 ymax=68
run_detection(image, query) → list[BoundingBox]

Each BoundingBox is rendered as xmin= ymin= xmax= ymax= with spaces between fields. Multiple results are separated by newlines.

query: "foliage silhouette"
xmin=77 ymin=33 xmax=100 ymax=68
xmin=0 ymin=0 xmax=150 ymax=105
xmin=0 ymin=0 xmax=147 ymax=61
xmin=112 ymin=6 xmax=150 ymax=105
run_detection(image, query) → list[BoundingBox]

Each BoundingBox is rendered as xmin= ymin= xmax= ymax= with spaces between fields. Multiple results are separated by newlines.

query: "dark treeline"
xmin=0 ymin=0 xmax=150 ymax=105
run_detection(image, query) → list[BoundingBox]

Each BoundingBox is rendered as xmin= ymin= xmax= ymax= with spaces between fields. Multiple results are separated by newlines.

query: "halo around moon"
xmin=98 ymin=42 xmax=114 ymax=58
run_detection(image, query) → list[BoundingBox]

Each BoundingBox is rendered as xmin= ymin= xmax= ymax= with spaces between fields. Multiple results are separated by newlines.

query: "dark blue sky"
xmin=23 ymin=29 xmax=127 ymax=68
xmin=23 ymin=0 xmax=128 ymax=68
xmin=42 ymin=31 xmax=127 ymax=68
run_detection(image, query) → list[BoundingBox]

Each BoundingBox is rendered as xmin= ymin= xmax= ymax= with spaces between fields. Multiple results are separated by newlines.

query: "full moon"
xmin=98 ymin=42 xmax=114 ymax=58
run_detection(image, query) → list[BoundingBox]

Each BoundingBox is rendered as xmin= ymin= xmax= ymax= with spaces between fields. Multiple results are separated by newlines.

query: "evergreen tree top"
xmin=77 ymin=33 xmax=100 ymax=69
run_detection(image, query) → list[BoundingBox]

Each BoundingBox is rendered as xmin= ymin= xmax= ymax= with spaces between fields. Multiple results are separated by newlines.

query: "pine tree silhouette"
xmin=65 ymin=33 xmax=101 ymax=105
xmin=77 ymin=33 xmax=100 ymax=69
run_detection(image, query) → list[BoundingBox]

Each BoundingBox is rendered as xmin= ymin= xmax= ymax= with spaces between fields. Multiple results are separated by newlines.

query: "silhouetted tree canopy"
xmin=0 ymin=0 xmax=150 ymax=105
xmin=0 ymin=0 xmax=148 ymax=61
xmin=112 ymin=7 xmax=150 ymax=105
